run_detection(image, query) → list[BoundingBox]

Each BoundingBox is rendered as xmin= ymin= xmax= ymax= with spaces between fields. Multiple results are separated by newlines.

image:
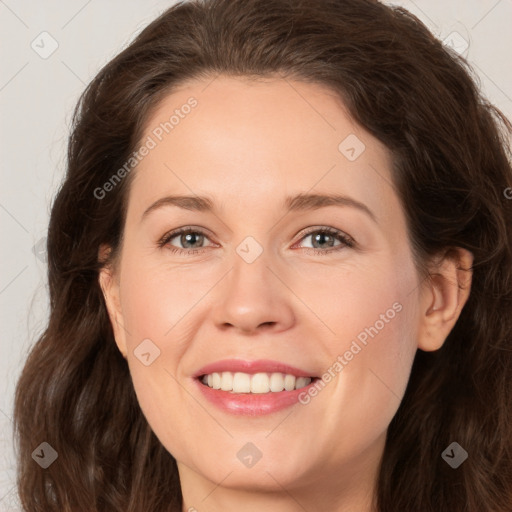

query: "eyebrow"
xmin=141 ymin=192 xmax=377 ymax=223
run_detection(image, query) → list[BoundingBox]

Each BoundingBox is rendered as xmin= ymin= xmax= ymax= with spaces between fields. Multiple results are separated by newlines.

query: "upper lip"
xmin=193 ymin=359 xmax=317 ymax=378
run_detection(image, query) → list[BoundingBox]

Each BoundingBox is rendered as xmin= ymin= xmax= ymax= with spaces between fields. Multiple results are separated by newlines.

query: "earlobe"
xmin=417 ymin=248 xmax=473 ymax=352
xmin=98 ymin=246 xmax=128 ymax=359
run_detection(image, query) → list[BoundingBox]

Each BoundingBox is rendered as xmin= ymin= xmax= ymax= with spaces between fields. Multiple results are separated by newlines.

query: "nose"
xmin=212 ymin=250 xmax=296 ymax=335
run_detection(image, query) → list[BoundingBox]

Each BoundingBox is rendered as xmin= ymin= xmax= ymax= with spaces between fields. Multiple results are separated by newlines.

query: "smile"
xmin=193 ymin=359 xmax=320 ymax=415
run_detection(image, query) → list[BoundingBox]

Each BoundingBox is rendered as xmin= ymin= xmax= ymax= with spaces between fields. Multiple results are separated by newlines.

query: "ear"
xmin=417 ymin=247 xmax=473 ymax=352
xmin=98 ymin=244 xmax=128 ymax=359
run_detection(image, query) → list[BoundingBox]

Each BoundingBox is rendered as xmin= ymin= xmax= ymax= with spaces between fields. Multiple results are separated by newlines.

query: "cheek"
xmin=126 ymin=362 xmax=199 ymax=469
xmin=298 ymin=275 xmax=419 ymax=467
xmin=117 ymin=258 xmax=212 ymax=452
xmin=119 ymin=257 xmax=212 ymax=348
xmin=294 ymin=251 xmax=417 ymax=354
xmin=306 ymin=252 xmax=419 ymax=421
xmin=329 ymin=300 xmax=417 ymax=460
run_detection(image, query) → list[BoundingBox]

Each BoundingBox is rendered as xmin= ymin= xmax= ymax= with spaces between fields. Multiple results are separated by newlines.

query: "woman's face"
xmin=100 ymin=75 xmax=433 ymax=503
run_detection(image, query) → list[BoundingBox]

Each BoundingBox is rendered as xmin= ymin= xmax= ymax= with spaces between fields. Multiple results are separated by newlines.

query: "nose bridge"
xmin=231 ymin=236 xmax=273 ymax=293
xmin=212 ymin=235 xmax=295 ymax=333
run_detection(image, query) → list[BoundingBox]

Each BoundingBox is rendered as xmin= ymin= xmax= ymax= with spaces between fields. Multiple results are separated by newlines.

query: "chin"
xmin=183 ymin=447 xmax=317 ymax=492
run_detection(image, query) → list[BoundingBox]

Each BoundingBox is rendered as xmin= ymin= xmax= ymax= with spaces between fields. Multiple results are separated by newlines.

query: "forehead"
xmin=127 ymin=75 xmax=398 ymax=226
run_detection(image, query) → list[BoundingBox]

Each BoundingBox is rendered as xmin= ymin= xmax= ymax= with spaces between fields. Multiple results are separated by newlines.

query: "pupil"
xmin=182 ymin=232 xmax=202 ymax=248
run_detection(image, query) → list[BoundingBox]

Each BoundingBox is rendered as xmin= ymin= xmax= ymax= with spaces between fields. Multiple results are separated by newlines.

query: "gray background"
xmin=1 ymin=0 xmax=511 ymax=508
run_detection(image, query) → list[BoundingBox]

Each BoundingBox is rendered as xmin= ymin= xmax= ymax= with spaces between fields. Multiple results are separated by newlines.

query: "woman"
xmin=14 ymin=0 xmax=512 ymax=510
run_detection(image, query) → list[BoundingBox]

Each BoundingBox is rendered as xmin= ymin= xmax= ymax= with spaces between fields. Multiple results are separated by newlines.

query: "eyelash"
xmin=157 ymin=226 xmax=355 ymax=256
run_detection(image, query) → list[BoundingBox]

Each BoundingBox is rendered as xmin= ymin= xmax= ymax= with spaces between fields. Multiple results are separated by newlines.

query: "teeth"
xmin=201 ymin=371 xmax=312 ymax=393
xmin=269 ymin=372 xmax=285 ymax=392
xmin=220 ymin=372 xmax=233 ymax=391
xmin=233 ymin=372 xmax=251 ymax=393
xmin=284 ymin=374 xmax=296 ymax=391
xmin=295 ymin=376 xmax=309 ymax=389
xmin=250 ymin=373 xmax=269 ymax=393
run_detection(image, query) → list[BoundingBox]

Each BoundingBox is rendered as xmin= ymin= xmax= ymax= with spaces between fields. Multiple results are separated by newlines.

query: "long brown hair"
xmin=14 ymin=0 xmax=512 ymax=510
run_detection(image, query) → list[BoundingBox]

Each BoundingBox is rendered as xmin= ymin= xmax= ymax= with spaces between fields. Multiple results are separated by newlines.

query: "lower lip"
xmin=195 ymin=378 xmax=318 ymax=415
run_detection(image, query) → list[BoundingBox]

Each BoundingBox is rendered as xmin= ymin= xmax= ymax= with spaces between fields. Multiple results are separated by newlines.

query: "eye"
xmin=294 ymin=226 xmax=355 ymax=254
xmin=157 ymin=227 xmax=215 ymax=255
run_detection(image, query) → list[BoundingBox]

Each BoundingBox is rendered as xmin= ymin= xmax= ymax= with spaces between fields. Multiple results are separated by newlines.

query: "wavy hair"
xmin=14 ymin=0 xmax=512 ymax=510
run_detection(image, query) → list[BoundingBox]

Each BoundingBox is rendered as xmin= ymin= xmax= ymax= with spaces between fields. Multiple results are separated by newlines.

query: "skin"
xmin=99 ymin=75 xmax=473 ymax=512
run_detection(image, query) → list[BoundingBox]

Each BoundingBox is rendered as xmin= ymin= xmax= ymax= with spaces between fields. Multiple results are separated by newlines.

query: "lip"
xmin=193 ymin=359 xmax=319 ymax=416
